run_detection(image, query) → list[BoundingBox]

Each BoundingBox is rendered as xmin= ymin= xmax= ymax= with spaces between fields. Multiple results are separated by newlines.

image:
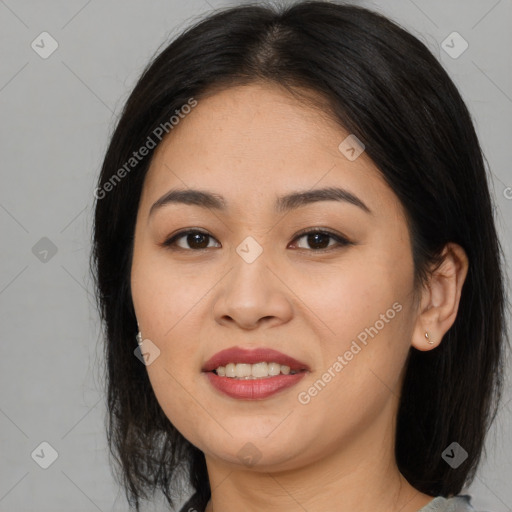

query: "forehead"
xmin=141 ymin=83 xmax=398 ymax=217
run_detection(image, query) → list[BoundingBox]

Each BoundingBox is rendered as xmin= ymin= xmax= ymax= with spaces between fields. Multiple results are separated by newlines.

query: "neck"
xmin=204 ymin=463 xmax=432 ymax=512
xmin=202 ymin=404 xmax=434 ymax=512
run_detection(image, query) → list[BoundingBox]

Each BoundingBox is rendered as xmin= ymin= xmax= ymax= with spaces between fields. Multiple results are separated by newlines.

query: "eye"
xmin=289 ymin=228 xmax=352 ymax=251
xmin=161 ymin=228 xmax=352 ymax=252
xmin=162 ymin=229 xmax=220 ymax=251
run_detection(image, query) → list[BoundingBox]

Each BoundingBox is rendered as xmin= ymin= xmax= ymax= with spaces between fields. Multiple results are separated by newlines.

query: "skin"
xmin=130 ymin=82 xmax=468 ymax=512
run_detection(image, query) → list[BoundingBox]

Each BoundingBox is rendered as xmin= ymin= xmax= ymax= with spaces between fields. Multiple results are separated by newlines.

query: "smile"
xmin=202 ymin=346 xmax=309 ymax=400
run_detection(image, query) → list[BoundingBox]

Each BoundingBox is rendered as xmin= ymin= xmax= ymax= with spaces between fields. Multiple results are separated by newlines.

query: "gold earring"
xmin=425 ymin=331 xmax=435 ymax=345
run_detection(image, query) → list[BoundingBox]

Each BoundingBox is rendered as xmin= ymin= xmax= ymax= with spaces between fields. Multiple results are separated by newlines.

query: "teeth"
xmin=252 ymin=362 xmax=269 ymax=378
xmin=214 ymin=362 xmax=298 ymax=379
xmin=268 ymin=362 xmax=281 ymax=376
xmin=235 ymin=363 xmax=252 ymax=378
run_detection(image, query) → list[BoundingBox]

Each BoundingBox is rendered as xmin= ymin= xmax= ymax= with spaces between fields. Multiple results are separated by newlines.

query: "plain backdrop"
xmin=0 ymin=0 xmax=511 ymax=511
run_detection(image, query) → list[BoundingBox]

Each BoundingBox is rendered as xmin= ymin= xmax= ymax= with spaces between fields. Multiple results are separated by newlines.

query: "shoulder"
xmin=418 ymin=494 xmax=494 ymax=512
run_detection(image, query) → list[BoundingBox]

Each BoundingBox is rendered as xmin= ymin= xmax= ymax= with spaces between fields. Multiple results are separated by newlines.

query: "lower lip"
xmin=204 ymin=371 xmax=307 ymax=400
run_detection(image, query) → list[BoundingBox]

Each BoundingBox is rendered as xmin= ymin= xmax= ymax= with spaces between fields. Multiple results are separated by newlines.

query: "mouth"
xmin=202 ymin=346 xmax=310 ymax=373
xmin=202 ymin=346 xmax=309 ymax=400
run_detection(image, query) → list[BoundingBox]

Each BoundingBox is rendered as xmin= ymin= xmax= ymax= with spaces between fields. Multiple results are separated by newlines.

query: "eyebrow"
xmin=148 ymin=186 xmax=372 ymax=218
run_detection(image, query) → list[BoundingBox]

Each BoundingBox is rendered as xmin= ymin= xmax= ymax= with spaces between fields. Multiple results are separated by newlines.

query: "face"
xmin=130 ymin=82 xmax=420 ymax=471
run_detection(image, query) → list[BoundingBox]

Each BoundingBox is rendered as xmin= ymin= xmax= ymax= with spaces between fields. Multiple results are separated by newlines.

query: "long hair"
xmin=90 ymin=2 xmax=508 ymax=510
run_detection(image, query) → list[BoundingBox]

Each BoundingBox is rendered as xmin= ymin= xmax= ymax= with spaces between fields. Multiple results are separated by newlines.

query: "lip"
xmin=204 ymin=371 xmax=307 ymax=400
xmin=201 ymin=346 xmax=310 ymax=373
xmin=201 ymin=346 xmax=310 ymax=401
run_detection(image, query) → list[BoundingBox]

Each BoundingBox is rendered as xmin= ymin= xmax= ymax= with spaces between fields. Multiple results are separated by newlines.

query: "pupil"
xmin=308 ymin=233 xmax=329 ymax=249
xmin=189 ymin=233 xmax=208 ymax=249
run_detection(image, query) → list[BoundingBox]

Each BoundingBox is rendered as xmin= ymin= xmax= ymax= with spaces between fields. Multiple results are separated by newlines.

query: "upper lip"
xmin=202 ymin=346 xmax=310 ymax=372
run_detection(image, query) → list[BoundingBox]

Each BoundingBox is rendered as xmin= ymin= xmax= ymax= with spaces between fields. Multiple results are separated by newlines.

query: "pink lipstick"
xmin=202 ymin=346 xmax=309 ymax=400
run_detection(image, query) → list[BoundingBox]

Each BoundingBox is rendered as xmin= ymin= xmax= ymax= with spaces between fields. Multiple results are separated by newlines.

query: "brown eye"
xmin=163 ymin=230 xmax=220 ymax=250
xmin=290 ymin=229 xmax=352 ymax=251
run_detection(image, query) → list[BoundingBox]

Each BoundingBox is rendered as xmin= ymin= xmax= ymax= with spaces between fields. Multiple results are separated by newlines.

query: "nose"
xmin=212 ymin=248 xmax=294 ymax=330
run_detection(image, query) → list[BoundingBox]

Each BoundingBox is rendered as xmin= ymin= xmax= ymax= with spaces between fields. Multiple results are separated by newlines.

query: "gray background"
xmin=0 ymin=0 xmax=511 ymax=511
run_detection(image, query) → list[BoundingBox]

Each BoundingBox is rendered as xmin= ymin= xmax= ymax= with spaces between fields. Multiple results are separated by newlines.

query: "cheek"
xmin=296 ymin=248 xmax=412 ymax=347
xmin=132 ymin=276 xmax=202 ymax=438
xmin=131 ymin=247 xmax=218 ymax=434
xmin=294 ymin=249 xmax=415 ymax=415
xmin=131 ymin=242 xmax=209 ymax=338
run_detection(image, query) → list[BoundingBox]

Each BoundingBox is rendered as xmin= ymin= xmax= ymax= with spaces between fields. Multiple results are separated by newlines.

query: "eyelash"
xmin=161 ymin=228 xmax=353 ymax=253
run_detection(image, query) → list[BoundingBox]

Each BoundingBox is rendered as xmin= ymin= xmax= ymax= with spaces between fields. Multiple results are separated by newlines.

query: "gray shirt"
xmin=179 ymin=493 xmax=487 ymax=511
xmin=418 ymin=495 xmax=485 ymax=511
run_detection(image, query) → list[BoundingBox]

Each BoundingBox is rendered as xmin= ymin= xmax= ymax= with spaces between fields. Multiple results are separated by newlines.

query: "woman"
xmin=91 ymin=2 xmax=508 ymax=511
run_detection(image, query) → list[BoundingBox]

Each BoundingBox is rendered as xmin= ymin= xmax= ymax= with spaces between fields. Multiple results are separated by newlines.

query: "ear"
xmin=411 ymin=243 xmax=469 ymax=351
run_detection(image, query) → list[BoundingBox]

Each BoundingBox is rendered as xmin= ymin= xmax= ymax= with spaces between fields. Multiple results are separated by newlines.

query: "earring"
xmin=425 ymin=331 xmax=435 ymax=345
xmin=136 ymin=331 xmax=143 ymax=346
